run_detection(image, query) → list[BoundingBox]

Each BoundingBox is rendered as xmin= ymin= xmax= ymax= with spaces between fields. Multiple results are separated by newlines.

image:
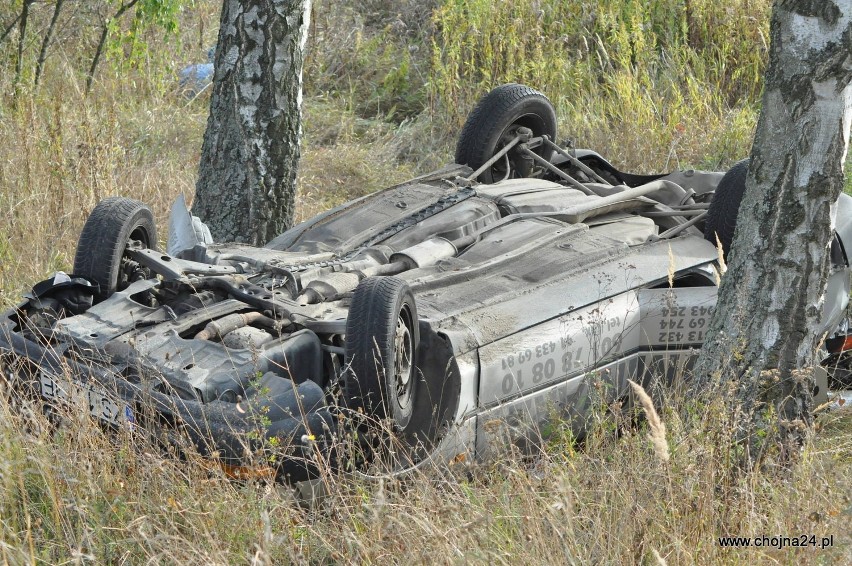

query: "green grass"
xmin=429 ymin=0 xmax=768 ymax=171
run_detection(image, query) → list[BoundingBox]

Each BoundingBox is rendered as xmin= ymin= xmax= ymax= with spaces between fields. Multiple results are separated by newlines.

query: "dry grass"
xmin=1 ymin=374 xmax=849 ymax=564
xmin=0 ymin=0 xmax=851 ymax=564
xmin=628 ymin=379 xmax=670 ymax=463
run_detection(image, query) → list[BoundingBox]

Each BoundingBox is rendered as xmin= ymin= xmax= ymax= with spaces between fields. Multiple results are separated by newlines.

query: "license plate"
xmin=39 ymin=371 xmax=128 ymax=426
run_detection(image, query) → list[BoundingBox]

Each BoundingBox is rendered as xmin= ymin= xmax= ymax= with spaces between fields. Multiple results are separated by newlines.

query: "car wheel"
xmin=455 ymin=83 xmax=557 ymax=184
xmin=344 ymin=276 xmax=420 ymax=430
xmin=73 ymin=197 xmax=157 ymax=300
xmin=704 ymin=158 xmax=749 ymax=256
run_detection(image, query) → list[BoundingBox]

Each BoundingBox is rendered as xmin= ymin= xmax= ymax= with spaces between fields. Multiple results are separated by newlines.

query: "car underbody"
xmin=2 ymin=84 xmax=851 ymax=482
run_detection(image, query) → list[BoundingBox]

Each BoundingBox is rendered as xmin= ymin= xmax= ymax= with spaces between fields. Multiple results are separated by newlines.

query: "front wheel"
xmin=455 ymin=83 xmax=557 ymax=184
xmin=344 ymin=276 xmax=420 ymax=430
xmin=73 ymin=197 xmax=158 ymax=300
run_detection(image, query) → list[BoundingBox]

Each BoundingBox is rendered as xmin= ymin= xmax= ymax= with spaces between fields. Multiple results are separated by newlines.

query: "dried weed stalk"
xmin=628 ymin=379 xmax=670 ymax=463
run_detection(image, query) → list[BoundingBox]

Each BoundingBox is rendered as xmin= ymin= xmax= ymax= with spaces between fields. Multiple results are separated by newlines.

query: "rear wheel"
xmin=455 ymin=83 xmax=557 ymax=184
xmin=344 ymin=276 xmax=419 ymax=430
xmin=704 ymin=158 xmax=749 ymax=256
xmin=73 ymin=197 xmax=157 ymax=300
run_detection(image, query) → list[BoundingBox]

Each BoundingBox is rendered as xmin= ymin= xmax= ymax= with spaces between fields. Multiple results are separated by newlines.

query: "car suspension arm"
xmin=515 ymin=144 xmax=596 ymax=195
xmin=653 ymin=211 xmax=708 ymax=239
xmin=466 ymin=135 xmax=523 ymax=181
xmin=541 ymin=137 xmax=611 ymax=185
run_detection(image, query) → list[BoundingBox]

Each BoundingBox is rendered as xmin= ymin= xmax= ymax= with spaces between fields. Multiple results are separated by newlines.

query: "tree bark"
xmin=34 ymin=0 xmax=65 ymax=89
xmin=85 ymin=0 xmax=140 ymax=95
xmin=14 ymin=0 xmax=36 ymax=92
xmin=193 ymin=0 xmax=311 ymax=245
xmin=0 ymin=13 xmax=22 ymax=46
xmin=695 ymin=0 xmax=852 ymax=461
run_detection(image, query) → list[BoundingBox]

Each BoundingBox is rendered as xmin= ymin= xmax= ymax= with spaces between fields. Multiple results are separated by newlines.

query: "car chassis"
xmin=1 ymin=84 xmax=851 ymax=482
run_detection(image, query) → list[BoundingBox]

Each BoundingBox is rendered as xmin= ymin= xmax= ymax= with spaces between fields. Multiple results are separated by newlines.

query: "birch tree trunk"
xmin=194 ymin=0 xmax=311 ymax=245
xmin=695 ymin=0 xmax=852 ymax=461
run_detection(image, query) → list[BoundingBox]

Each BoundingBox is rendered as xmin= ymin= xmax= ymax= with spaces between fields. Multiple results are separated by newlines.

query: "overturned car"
xmin=2 ymin=84 xmax=851 ymax=481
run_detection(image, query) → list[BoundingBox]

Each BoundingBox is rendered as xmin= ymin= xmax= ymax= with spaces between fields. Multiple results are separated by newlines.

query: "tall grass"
xmin=430 ymin=0 xmax=770 ymax=170
xmin=1 ymin=0 xmax=850 ymax=563
xmin=0 ymin=0 xmax=421 ymax=302
xmin=1 ymin=374 xmax=849 ymax=564
xmin=0 ymin=0 xmax=773 ymax=303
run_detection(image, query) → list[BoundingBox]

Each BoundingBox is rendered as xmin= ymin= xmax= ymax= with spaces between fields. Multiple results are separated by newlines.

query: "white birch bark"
xmin=194 ymin=0 xmax=311 ymax=245
xmin=695 ymin=0 xmax=852 ymax=458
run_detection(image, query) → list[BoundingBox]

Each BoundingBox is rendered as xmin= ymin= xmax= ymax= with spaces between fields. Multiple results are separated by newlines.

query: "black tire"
xmin=704 ymin=158 xmax=749 ymax=256
xmin=344 ymin=276 xmax=420 ymax=430
xmin=455 ymin=83 xmax=557 ymax=184
xmin=73 ymin=197 xmax=157 ymax=299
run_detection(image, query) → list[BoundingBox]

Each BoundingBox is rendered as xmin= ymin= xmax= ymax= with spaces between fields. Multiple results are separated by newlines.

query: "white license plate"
xmin=39 ymin=371 xmax=128 ymax=425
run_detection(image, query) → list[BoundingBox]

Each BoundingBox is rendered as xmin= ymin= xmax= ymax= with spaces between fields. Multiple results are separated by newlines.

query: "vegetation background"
xmin=0 ymin=0 xmax=849 ymax=563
